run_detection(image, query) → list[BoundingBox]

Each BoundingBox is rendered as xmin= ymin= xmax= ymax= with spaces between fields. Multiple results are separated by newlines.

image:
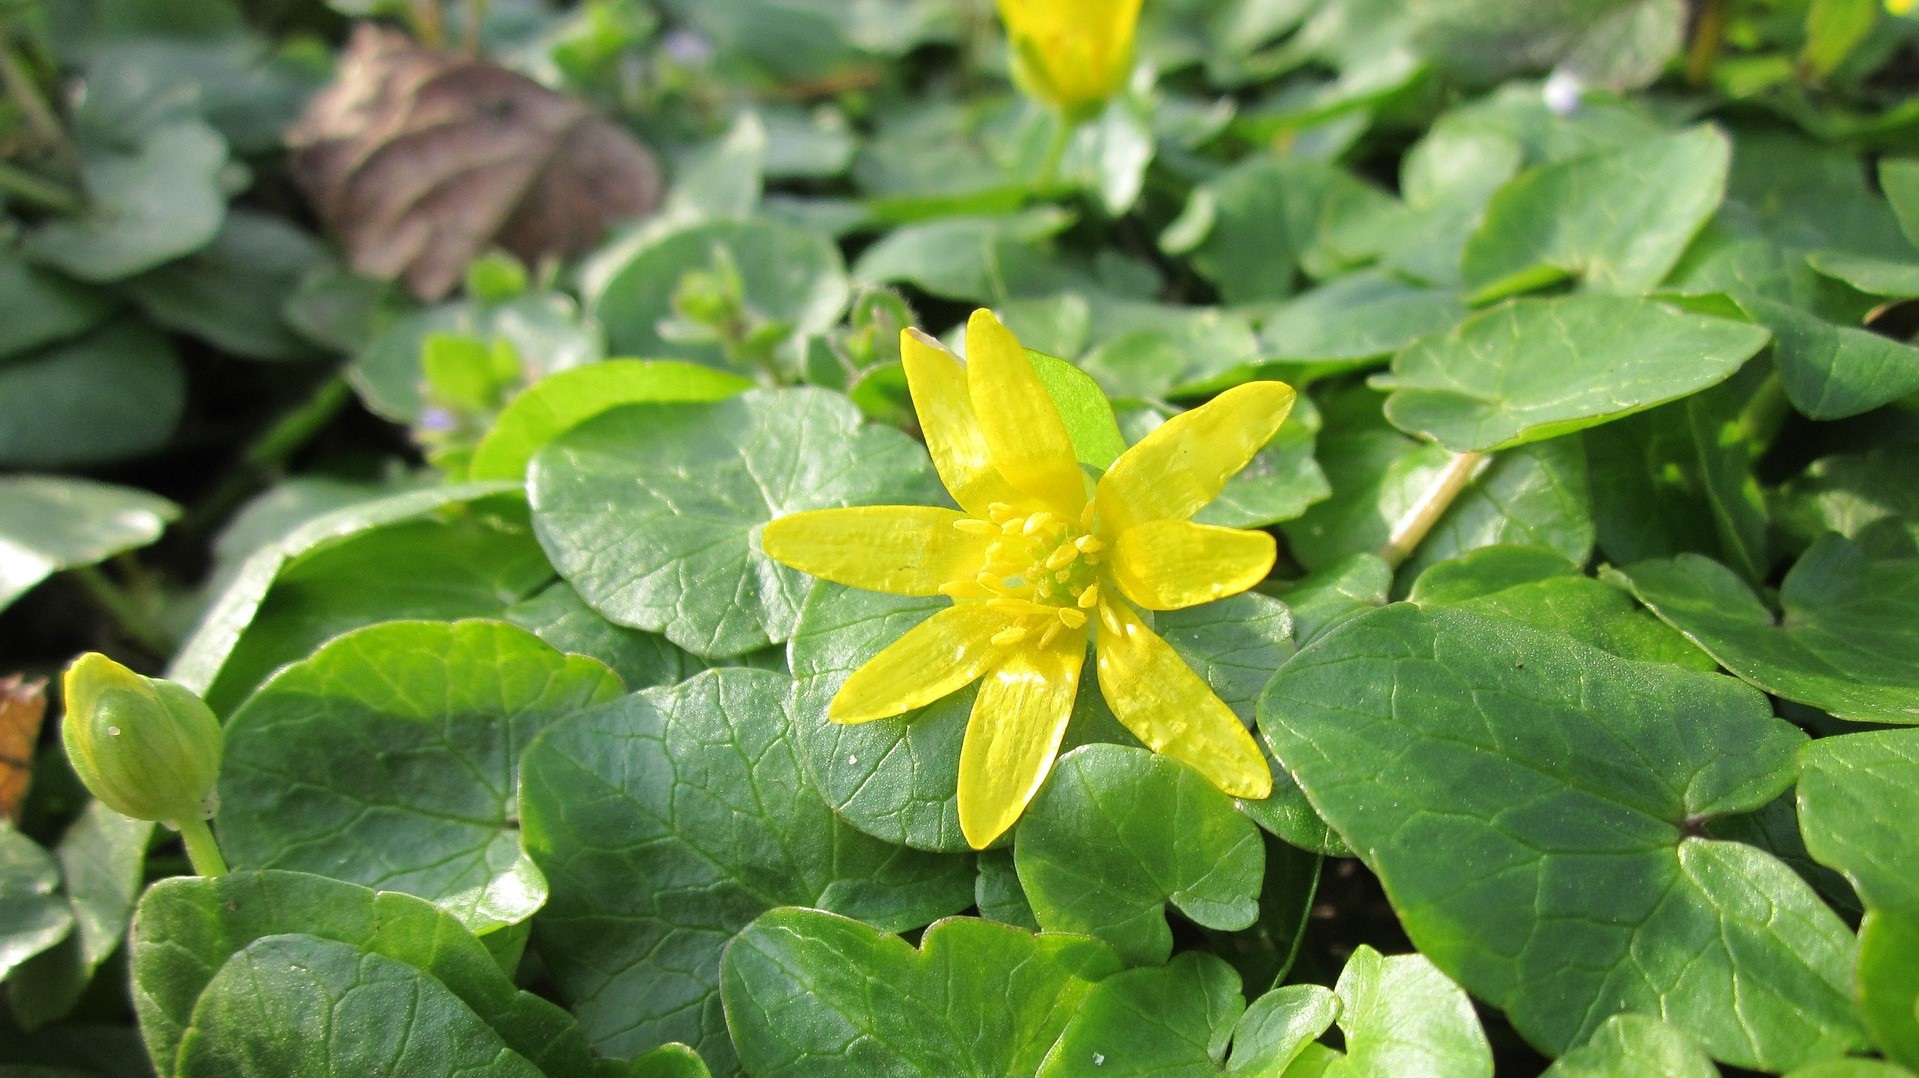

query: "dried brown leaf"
xmin=0 ymin=675 xmax=48 ymax=822
xmin=287 ymin=25 xmax=662 ymax=301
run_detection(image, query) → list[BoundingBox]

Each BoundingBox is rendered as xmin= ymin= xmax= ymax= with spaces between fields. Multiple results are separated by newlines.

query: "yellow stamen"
xmin=991 ymin=626 xmax=1029 ymax=647
xmin=1077 ymin=584 xmax=1100 ymax=608
xmin=1056 ymin=607 xmax=1087 ymax=629
xmin=1043 ymin=545 xmax=1079 ymax=571
xmin=1022 ymin=512 xmax=1057 ymax=536
xmin=1079 ymin=502 xmax=1097 ymax=530
xmin=1073 ymin=535 xmax=1104 ymax=554
xmin=987 ymin=502 xmax=1018 ymax=523
xmin=1037 ymin=621 xmax=1062 ymax=648
xmin=954 ymin=518 xmax=997 ymax=535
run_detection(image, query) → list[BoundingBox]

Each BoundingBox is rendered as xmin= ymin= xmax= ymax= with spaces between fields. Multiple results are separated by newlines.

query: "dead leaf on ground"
xmin=0 ymin=675 xmax=48 ymax=822
xmin=287 ymin=24 xmax=663 ymax=301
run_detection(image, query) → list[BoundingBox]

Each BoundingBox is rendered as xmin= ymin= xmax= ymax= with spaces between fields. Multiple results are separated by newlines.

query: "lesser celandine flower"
xmin=997 ymin=0 xmax=1145 ymax=117
xmin=763 ymin=309 xmax=1294 ymax=848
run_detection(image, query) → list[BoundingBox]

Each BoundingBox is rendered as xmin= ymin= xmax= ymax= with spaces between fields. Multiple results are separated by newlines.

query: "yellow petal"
xmin=762 ymin=506 xmax=989 ymax=596
xmin=997 ymin=0 xmax=1143 ymax=113
xmin=831 ymin=602 xmax=1009 ymax=723
xmin=900 ymin=329 xmax=1025 ymax=518
xmin=1094 ymin=601 xmax=1272 ymax=799
xmin=1109 ymin=520 xmax=1275 ymax=610
xmin=964 ymin=309 xmax=1088 ymax=518
xmin=957 ymin=629 xmax=1087 ymax=848
xmin=1096 ymin=381 xmax=1296 ymax=535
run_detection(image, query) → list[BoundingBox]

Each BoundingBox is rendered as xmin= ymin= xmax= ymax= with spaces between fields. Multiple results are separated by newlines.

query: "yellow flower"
xmin=1892 ymin=0 xmax=1914 ymax=15
xmin=763 ymin=309 xmax=1295 ymax=848
xmin=996 ymin=0 xmax=1145 ymax=117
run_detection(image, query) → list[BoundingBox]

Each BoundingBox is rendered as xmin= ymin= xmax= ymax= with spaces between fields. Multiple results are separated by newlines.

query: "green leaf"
xmin=1028 ymin=350 xmax=1126 ymax=470
xmin=974 ymin=849 xmax=1040 ymax=930
xmin=124 ymin=210 xmax=326 ymax=362
xmin=1282 ymin=416 xmax=1593 ymax=577
xmin=1460 ymin=127 xmax=1729 ymax=301
xmin=0 ymin=476 xmax=178 ymax=613
xmin=1081 ymin=316 xmax=1261 ymax=401
xmin=719 ymin=909 xmax=1121 ymax=1077
xmin=1038 ymin=952 xmax=1338 ymax=1077
xmin=1805 ymin=252 xmax=1919 ymax=299
xmin=1408 ymin=545 xmax=1713 ymax=668
xmin=1158 ymin=592 xmax=1296 ymax=722
xmin=1376 ymin=296 xmax=1769 ymax=452
xmin=1583 ymin=398 xmax=1767 ymax=577
xmin=1259 ymin=605 xmax=1861 ymax=1069
xmin=1190 ymin=394 xmax=1331 ymax=530
xmin=467 ymin=360 xmax=754 ymax=481
xmin=1014 ymin=745 xmax=1264 ymax=966
xmin=1798 ymin=731 xmax=1919 ymax=1069
xmin=0 ymin=827 xmax=71 ymax=983
xmin=1279 ymin=553 xmax=1393 ymax=647
xmin=589 ymin=219 xmax=849 ymax=361
xmin=529 ymin=388 xmax=939 ymax=659
xmin=0 ymin=250 xmax=112 ymax=360
xmin=850 ymin=209 xmax=1075 ymax=304
xmin=520 ymin=668 xmax=973 ymax=1068
xmin=610 ymin=1044 xmax=715 ymax=1078
xmin=1315 ymin=945 xmax=1493 ymax=1078
xmin=25 ymin=121 xmax=228 ymax=282
xmin=1540 ymin=1014 xmax=1718 ymax=1078
xmin=1180 ymin=158 xmax=1395 ymax=304
xmin=1257 ymin=272 xmax=1467 ymax=375
xmin=131 ymin=870 xmax=592 ymax=1078
xmin=1802 ymin=0 xmax=1881 ymax=77
xmin=0 ymin=320 xmax=185 ymax=469
xmin=1884 ymin=158 xmax=1919 ymax=249
xmin=174 ymin=935 xmax=544 ymax=1078
xmin=218 ymin=619 xmax=624 ymax=932
xmin=1776 ymin=449 xmax=1919 ymax=560
xmin=1611 ymin=536 xmax=1919 ymax=724
xmin=1743 ymin=298 xmax=1919 ymax=421
xmin=6 ymin=805 xmax=148 ymax=1029
xmin=352 ymin=292 xmax=604 ymax=423
xmin=196 ymin=489 xmax=551 ymax=714
xmin=503 ymin=582 xmax=707 ymax=692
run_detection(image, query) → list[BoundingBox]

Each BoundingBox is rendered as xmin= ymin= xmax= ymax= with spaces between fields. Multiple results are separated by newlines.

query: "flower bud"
xmin=997 ymin=0 xmax=1144 ymax=117
xmin=61 ymin=653 xmax=222 ymax=824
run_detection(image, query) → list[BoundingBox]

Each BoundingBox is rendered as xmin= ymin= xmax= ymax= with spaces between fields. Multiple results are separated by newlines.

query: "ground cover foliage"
xmin=2 ymin=0 xmax=1919 ymax=1074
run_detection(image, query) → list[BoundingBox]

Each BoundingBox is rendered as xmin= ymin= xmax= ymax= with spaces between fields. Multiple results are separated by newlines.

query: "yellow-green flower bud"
xmin=61 ymin=653 xmax=222 ymax=824
xmin=997 ymin=0 xmax=1144 ymax=118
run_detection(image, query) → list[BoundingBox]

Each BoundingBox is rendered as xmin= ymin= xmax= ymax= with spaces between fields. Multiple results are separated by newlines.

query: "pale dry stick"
xmin=1376 ymin=450 xmax=1490 ymax=569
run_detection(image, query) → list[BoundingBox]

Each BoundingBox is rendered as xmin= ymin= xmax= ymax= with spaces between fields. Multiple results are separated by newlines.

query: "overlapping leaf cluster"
xmin=4 ymin=0 xmax=1919 ymax=1075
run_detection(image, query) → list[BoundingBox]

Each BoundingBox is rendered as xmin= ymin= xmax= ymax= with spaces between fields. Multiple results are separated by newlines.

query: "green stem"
xmin=1377 ymin=450 xmax=1490 ymax=569
xmin=1035 ymin=113 xmax=1074 ymax=192
xmin=72 ymin=565 xmax=173 ymax=657
xmin=0 ymin=160 xmax=81 ymax=213
xmin=176 ymin=816 xmax=228 ymax=877
xmin=0 ymin=43 xmax=70 ymax=159
xmin=183 ymin=377 xmax=352 ymax=537
xmin=1686 ymin=0 xmax=1728 ymax=86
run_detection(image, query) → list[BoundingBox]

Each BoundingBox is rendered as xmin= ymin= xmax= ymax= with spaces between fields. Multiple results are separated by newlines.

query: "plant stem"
xmin=176 ymin=816 xmax=228 ymax=877
xmin=0 ymin=160 xmax=81 ymax=214
xmin=184 ymin=376 xmax=353 ymax=538
xmin=72 ymin=565 xmax=173 ymax=657
xmin=1377 ymin=450 xmax=1489 ymax=569
xmin=1036 ymin=113 xmax=1074 ymax=191
xmin=0 ymin=43 xmax=70 ymax=159
xmin=1686 ymin=0 xmax=1728 ymax=86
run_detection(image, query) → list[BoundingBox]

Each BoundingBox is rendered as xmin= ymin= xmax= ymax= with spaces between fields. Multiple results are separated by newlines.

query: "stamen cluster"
xmin=943 ymin=501 xmax=1107 ymax=649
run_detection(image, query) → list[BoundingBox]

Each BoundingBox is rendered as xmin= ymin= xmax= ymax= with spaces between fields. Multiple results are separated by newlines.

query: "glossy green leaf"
xmin=467 ymin=360 xmax=754 ymax=481
xmin=1798 ymin=731 xmax=1919 ymax=1068
xmin=1377 ymin=296 xmax=1769 ymax=452
xmin=719 ymin=910 xmax=1121 ymax=1077
xmin=850 ymin=209 xmax=1075 ymax=304
xmin=351 ymin=292 xmax=604 ymax=423
xmin=1540 ymin=1014 xmax=1719 ymax=1078
xmin=125 ymin=210 xmax=326 ymax=362
xmin=1314 ymin=945 xmax=1493 ymax=1078
xmin=1805 ymin=252 xmax=1919 ymax=299
xmin=196 ymin=490 xmax=552 ymax=714
xmin=174 ymin=935 xmax=544 ymax=1078
xmin=1037 ymin=952 xmax=1337 ymax=1077
xmin=1279 ymin=553 xmax=1393 ymax=647
xmin=1881 ymin=157 xmax=1919 ymax=248
xmin=1258 ymin=272 xmax=1467 ymax=374
xmin=530 ymin=388 xmax=939 ymax=659
xmin=0 ymin=827 xmax=71 ymax=983
xmin=1259 ymin=605 xmax=1861 ymax=1069
xmin=0 ymin=321 xmax=186 ymax=469
xmin=1028 ymin=350 xmax=1126 ymax=470
xmin=131 ymin=870 xmax=592 ymax=1078
xmin=1014 ymin=745 xmax=1264 ymax=966
xmin=1461 ymin=127 xmax=1729 ymax=301
xmin=218 ymin=620 xmax=623 ymax=932
xmin=0 ymin=251 xmax=112 ymax=360
xmin=520 ymin=668 xmax=972 ymax=1068
xmin=1612 ymin=536 xmax=1919 ymax=724
xmin=6 ymin=805 xmax=148 ymax=1029
xmin=1744 ymin=298 xmax=1919 ymax=420
xmin=503 ymin=581 xmax=707 ymax=692
xmin=590 ymin=219 xmax=849 ymax=361
xmin=1409 ymin=545 xmax=1712 ymax=668
xmin=25 ymin=122 xmax=227 ymax=282
xmin=1776 ymin=449 xmax=1919 ymax=560
xmin=0 ymin=476 xmax=178 ymax=614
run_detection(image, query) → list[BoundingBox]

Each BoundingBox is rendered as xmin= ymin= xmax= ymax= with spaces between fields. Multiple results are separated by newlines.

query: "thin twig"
xmin=1377 ymin=450 xmax=1490 ymax=569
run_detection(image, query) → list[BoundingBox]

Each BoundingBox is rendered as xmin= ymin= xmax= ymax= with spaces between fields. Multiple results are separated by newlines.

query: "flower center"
xmin=945 ymin=502 xmax=1104 ymax=649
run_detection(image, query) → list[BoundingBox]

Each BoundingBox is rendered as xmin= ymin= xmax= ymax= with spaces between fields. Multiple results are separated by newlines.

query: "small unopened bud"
xmin=61 ymin=654 xmax=222 ymax=824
